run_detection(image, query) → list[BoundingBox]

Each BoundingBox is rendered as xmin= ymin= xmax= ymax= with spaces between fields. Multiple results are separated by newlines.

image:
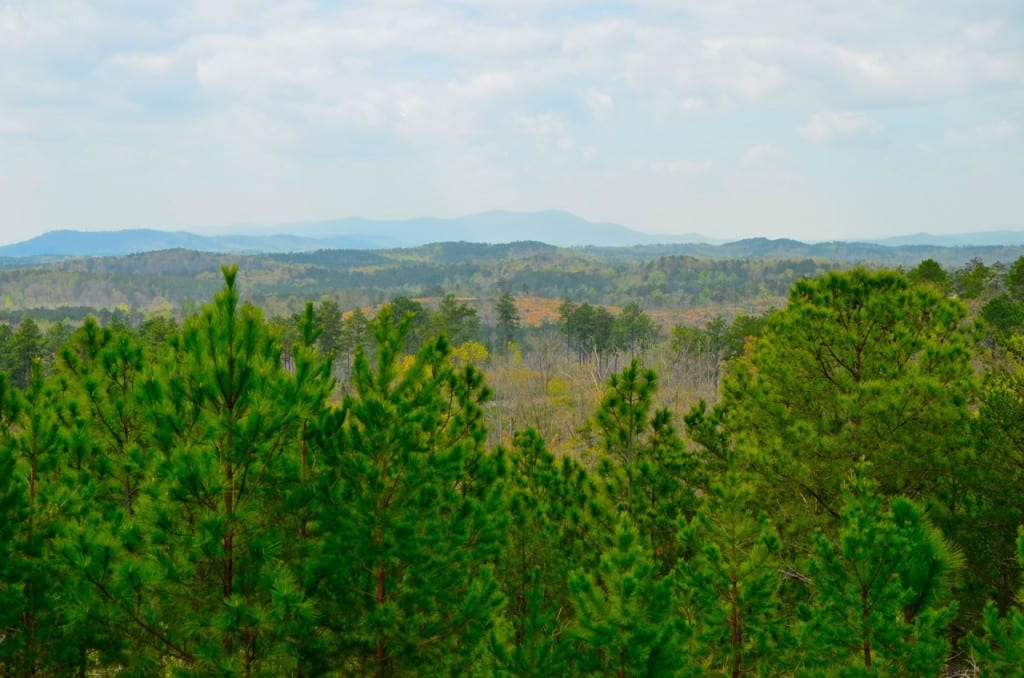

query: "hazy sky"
xmin=0 ymin=0 xmax=1022 ymax=246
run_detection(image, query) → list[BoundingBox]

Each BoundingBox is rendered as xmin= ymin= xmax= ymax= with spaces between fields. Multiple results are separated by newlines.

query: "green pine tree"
xmin=677 ymin=463 xmax=790 ymax=677
xmin=568 ymin=516 xmax=693 ymax=677
xmin=969 ymin=528 xmax=1024 ymax=677
xmin=719 ymin=268 xmax=976 ymax=555
xmin=314 ymin=304 xmax=504 ymax=676
xmin=492 ymin=428 xmax=605 ymax=676
xmin=593 ymin=359 xmax=697 ymax=570
xmin=799 ymin=470 xmax=957 ymax=677
xmin=141 ymin=265 xmax=322 ymax=673
xmin=1 ymin=362 xmax=101 ymax=674
xmin=496 ymin=290 xmax=520 ymax=356
xmin=492 ymin=568 xmax=574 ymax=677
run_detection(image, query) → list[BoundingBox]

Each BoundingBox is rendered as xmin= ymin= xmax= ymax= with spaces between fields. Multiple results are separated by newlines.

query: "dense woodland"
xmin=2 ymin=252 xmax=1024 ymax=675
xmin=2 ymin=239 xmax=1024 ymax=319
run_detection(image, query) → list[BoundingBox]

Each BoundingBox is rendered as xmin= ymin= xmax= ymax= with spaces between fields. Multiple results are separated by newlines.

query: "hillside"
xmin=1 ymin=239 xmax=1022 ymax=318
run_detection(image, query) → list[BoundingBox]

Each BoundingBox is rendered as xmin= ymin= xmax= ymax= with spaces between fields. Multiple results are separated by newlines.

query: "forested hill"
xmin=0 ymin=239 xmax=1022 ymax=315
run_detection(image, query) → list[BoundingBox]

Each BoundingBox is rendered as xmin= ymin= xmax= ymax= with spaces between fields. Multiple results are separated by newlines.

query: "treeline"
xmin=0 ymin=244 xmax=839 ymax=313
xmin=3 ymin=264 xmax=1024 ymax=675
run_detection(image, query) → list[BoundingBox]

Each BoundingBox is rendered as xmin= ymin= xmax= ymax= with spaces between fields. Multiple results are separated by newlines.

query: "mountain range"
xmin=0 ymin=211 xmax=712 ymax=257
xmin=0 ymin=210 xmax=1021 ymax=258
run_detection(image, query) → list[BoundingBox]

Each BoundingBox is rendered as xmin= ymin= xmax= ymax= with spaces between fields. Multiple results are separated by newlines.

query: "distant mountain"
xmin=5 ymin=215 xmax=1021 ymax=259
xmin=252 ymin=210 xmax=712 ymax=248
xmin=0 ymin=229 xmax=334 ymax=257
xmin=864 ymin=230 xmax=1024 ymax=247
xmin=0 ymin=211 xmax=712 ymax=257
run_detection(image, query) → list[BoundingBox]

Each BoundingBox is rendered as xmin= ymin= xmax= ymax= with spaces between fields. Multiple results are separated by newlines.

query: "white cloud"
xmin=964 ymin=21 xmax=1002 ymax=44
xmin=519 ymin=114 xmax=564 ymax=136
xmin=981 ymin=120 xmax=1016 ymax=141
xmin=0 ymin=0 xmax=1022 ymax=244
xmin=586 ymin=87 xmax=614 ymax=120
xmin=799 ymin=111 xmax=883 ymax=143
xmin=742 ymin=143 xmax=783 ymax=165
xmin=942 ymin=120 xmax=1016 ymax=147
xmin=679 ymin=96 xmax=706 ymax=113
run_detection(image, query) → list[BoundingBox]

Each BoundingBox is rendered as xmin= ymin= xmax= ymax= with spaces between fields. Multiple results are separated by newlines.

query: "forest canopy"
xmin=2 ymin=262 xmax=1024 ymax=675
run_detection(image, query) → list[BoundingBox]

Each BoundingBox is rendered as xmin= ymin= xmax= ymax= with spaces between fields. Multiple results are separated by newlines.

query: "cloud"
xmin=0 ymin=0 xmax=1022 ymax=244
xmin=942 ymin=120 xmax=1016 ymax=147
xmin=679 ymin=97 xmax=706 ymax=113
xmin=799 ymin=111 xmax=883 ymax=143
xmin=980 ymin=120 xmax=1016 ymax=141
xmin=518 ymin=114 xmax=564 ymax=136
xmin=586 ymin=87 xmax=614 ymax=120
xmin=742 ymin=143 xmax=783 ymax=165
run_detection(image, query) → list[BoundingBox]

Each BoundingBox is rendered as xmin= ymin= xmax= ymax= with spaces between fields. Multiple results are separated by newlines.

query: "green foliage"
xmin=138 ymin=313 xmax=178 ymax=357
xmin=969 ymin=529 xmax=1024 ymax=676
xmin=315 ymin=297 xmax=344 ymax=358
xmin=907 ymin=257 xmax=949 ymax=291
xmin=337 ymin=306 xmax=371 ymax=381
xmin=493 ymin=428 xmax=605 ymax=675
xmin=799 ymin=471 xmax=957 ymax=677
xmin=594 ymin=359 xmax=697 ymax=570
xmin=496 ymin=290 xmax=521 ymax=354
xmin=981 ymin=293 xmax=1024 ymax=337
xmin=677 ymin=464 xmax=789 ymax=677
xmin=492 ymin=568 xmax=574 ymax=677
xmin=568 ymin=517 xmax=693 ymax=677
xmin=433 ymin=292 xmax=481 ymax=346
xmin=0 ymin=262 xmax=1021 ymax=674
xmin=721 ymin=268 xmax=975 ymax=543
xmin=1007 ymin=255 xmax=1024 ymax=302
xmin=314 ymin=304 xmax=504 ymax=675
xmin=560 ymin=301 xmax=615 ymax=363
xmin=0 ymin=363 xmax=100 ymax=674
xmin=10 ymin=317 xmax=43 ymax=388
xmin=389 ymin=295 xmax=429 ymax=352
xmin=613 ymin=302 xmax=658 ymax=356
xmin=953 ymin=257 xmax=999 ymax=300
xmin=970 ymin=334 xmax=1024 ymax=612
xmin=141 ymin=265 xmax=325 ymax=673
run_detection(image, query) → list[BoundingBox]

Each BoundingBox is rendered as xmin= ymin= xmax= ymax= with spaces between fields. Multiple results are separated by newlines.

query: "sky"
xmin=0 ymin=0 xmax=1022 ymax=246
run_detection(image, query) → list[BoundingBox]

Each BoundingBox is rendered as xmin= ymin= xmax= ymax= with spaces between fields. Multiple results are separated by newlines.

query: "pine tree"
xmin=338 ymin=306 xmax=371 ymax=384
xmin=594 ymin=359 xmax=696 ymax=570
xmin=1 ymin=362 xmax=98 ymax=674
xmin=141 ymin=265 xmax=320 ymax=673
xmin=720 ymin=268 xmax=975 ymax=547
xmin=568 ymin=517 xmax=693 ymax=677
xmin=492 ymin=428 xmax=605 ymax=676
xmin=799 ymin=470 xmax=957 ymax=677
xmin=314 ymin=305 xmax=504 ymax=675
xmin=971 ymin=334 xmax=1024 ymax=614
xmin=677 ymin=464 xmax=790 ymax=677
xmin=51 ymin=318 xmax=170 ymax=671
xmin=58 ymin=318 xmax=150 ymax=517
xmin=492 ymin=568 xmax=574 ymax=677
xmin=969 ymin=529 xmax=1024 ymax=677
xmin=10 ymin=317 xmax=42 ymax=388
xmin=433 ymin=292 xmax=481 ymax=347
xmin=274 ymin=301 xmax=338 ymax=674
xmin=315 ymin=297 xmax=344 ymax=358
xmin=496 ymin=290 xmax=520 ymax=356
xmin=0 ymin=370 xmax=28 ymax=673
